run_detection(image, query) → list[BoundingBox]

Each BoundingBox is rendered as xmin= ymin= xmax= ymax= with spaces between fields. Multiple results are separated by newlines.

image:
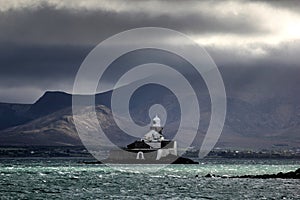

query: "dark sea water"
xmin=0 ymin=158 xmax=299 ymax=199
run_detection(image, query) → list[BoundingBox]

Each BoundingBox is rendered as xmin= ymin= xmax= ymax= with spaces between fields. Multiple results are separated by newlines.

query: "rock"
xmin=171 ymin=156 xmax=199 ymax=164
xmin=204 ymin=173 xmax=214 ymax=178
xmin=203 ymin=168 xmax=300 ymax=179
xmin=81 ymin=154 xmax=198 ymax=164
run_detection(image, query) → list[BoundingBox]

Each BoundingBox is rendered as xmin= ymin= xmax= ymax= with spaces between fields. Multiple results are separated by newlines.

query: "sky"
xmin=0 ymin=0 xmax=300 ymax=103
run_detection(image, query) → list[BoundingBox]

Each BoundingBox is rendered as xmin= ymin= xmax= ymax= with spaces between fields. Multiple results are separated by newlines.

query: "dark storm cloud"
xmin=0 ymin=0 xmax=300 ymax=103
xmin=0 ymin=44 xmax=91 ymax=102
xmin=0 ymin=3 xmax=269 ymax=46
xmin=0 ymin=44 xmax=90 ymax=80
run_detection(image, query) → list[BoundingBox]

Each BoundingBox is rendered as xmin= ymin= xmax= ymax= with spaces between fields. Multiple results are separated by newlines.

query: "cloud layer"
xmin=0 ymin=0 xmax=300 ymax=103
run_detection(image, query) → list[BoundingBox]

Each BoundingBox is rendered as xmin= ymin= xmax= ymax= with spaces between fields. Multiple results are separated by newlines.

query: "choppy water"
xmin=0 ymin=158 xmax=299 ymax=199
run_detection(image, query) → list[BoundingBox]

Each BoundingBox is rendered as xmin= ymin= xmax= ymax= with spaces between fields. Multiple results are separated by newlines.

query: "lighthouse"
xmin=150 ymin=115 xmax=163 ymax=133
xmin=143 ymin=115 xmax=164 ymax=143
xmin=103 ymin=114 xmax=198 ymax=164
xmin=126 ymin=115 xmax=177 ymax=160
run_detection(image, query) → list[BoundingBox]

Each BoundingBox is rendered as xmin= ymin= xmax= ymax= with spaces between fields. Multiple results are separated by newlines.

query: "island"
xmin=84 ymin=115 xmax=198 ymax=164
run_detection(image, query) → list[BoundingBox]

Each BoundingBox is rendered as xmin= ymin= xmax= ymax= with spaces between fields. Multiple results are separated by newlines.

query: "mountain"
xmin=0 ymin=91 xmax=75 ymax=131
xmin=0 ymin=103 xmax=31 ymax=130
xmin=28 ymin=91 xmax=72 ymax=117
xmin=0 ymin=85 xmax=299 ymax=149
xmin=0 ymin=105 xmax=134 ymax=146
xmin=29 ymin=90 xmax=113 ymax=118
xmin=0 ymin=90 xmax=113 ymax=131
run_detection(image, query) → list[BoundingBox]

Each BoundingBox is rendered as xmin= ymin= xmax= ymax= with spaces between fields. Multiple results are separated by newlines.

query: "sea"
xmin=0 ymin=158 xmax=299 ymax=199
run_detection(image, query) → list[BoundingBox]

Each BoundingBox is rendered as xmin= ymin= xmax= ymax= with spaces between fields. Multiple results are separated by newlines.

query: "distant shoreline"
xmin=0 ymin=146 xmax=299 ymax=159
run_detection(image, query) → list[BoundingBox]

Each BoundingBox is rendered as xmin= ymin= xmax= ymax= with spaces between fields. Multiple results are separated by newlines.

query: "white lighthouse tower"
xmin=152 ymin=115 xmax=161 ymax=127
xmin=126 ymin=114 xmax=177 ymax=160
xmin=143 ymin=115 xmax=164 ymax=143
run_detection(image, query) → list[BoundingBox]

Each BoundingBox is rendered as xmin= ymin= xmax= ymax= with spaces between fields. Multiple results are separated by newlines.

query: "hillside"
xmin=0 ymin=86 xmax=299 ymax=149
xmin=0 ymin=105 xmax=135 ymax=146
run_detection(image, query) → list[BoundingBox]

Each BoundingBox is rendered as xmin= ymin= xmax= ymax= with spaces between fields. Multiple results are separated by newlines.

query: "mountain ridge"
xmin=0 ymin=88 xmax=299 ymax=149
